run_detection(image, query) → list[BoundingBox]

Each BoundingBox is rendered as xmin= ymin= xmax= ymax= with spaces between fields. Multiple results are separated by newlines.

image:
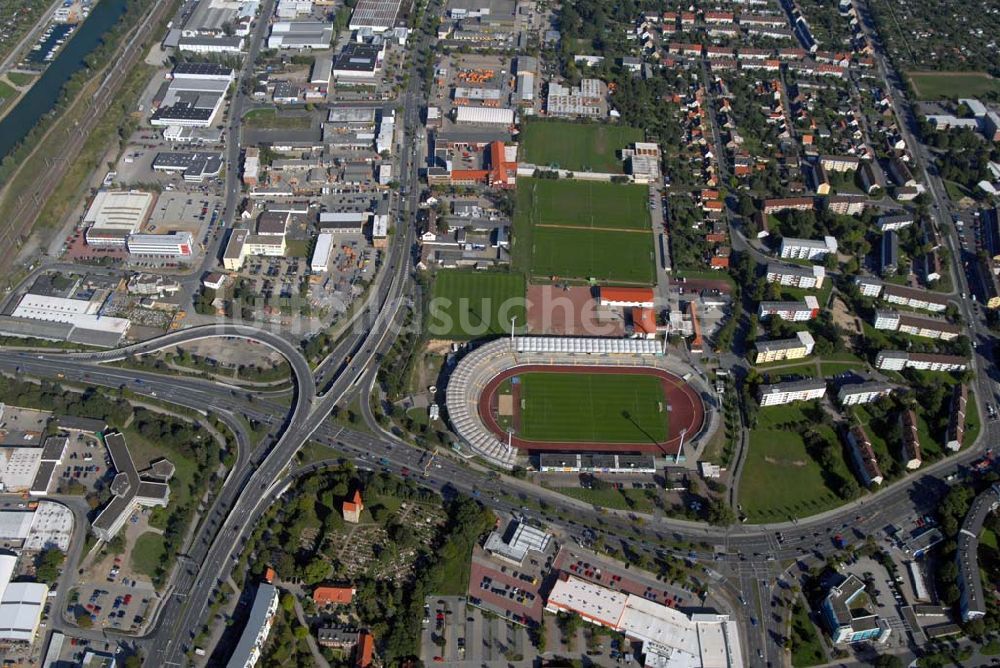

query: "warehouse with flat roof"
xmin=348 ymin=0 xmax=403 ymax=31
xmin=83 ymin=190 xmax=155 ymax=245
xmin=545 ymin=575 xmax=742 ymax=667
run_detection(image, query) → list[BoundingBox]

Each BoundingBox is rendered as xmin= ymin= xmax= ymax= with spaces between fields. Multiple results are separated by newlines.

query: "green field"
xmin=0 ymin=80 xmax=16 ymax=110
xmin=518 ymin=372 xmax=667 ymax=443
xmin=908 ymin=71 xmax=1000 ymax=99
xmin=519 ymin=178 xmax=651 ymax=231
xmin=514 ymin=178 xmax=655 ymax=283
xmin=555 ymin=486 xmax=657 ymax=512
xmin=789 ymin=600 xmax=826 ymax=667
xmin=739 ymin=405 xmax=854 ymax=522
xmin=6 ymin=72 xmax=35 ymax=87
xmin=428 ymin=270 xmax=526 ymax=339
xmin=131 ymin=532 xmax=166 ymax=579
xmin=520 ymin=121 xmax=644 ymax=173
xmin=243 ymin=108 xmax=311 ymax=128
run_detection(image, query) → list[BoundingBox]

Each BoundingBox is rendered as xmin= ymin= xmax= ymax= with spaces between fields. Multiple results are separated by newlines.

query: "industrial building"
xmin=151 ymin=152 xmax=224 ymax=182
xmin=227 ymin=582 xmax=280 ymax=668
xmin=820 ymin=573 xmax=891 ymax=644
xmin=545 ymin=575 xmax=743 ymax=667
xmin=454 ymin=105 xmax=515 ymax=126
xmin=332 ymin=42 xmax=385 ymax=84
xmin=349 ymin=0 xmax=403 ymax=31
xmin=11 ymin=294 xmax=130 ymax=346
xmin=757 ymin=378 xmax=827 ymax=406
xmin=92 ymin=432 xmax=173 ymax=542
xmin=126 ymin=232 xmax=196 ymax=257
xmin=0 ymin=554 xmax=47 ymax=643
xmin=546 ymin=79 xmax=606 ymax=117
xmin=753 ymin=330 xmax=815 ymax=363
xmin=151 ymin=65 xmax=234 ymax=127
xmin=310 ymin=232 xmax=335 ymax=272
xmin=83 ymin=190 xmax=155 ymax=246
xmin=267 ymin=21 xmax=335 ymax=49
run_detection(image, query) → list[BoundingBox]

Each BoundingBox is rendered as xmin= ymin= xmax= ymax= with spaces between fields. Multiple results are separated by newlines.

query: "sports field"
xmin=428 ymin=270 xmax=525 ymax=339
xmin=908 ymin=71 xmax=1000 ymax=100
xmin=518 ymin=371 xmax=668 ymax=443
xmin=520 ymin=121 xmax=644 ymax=173
xmin=514 ymin=178 xmax=655 ymax=283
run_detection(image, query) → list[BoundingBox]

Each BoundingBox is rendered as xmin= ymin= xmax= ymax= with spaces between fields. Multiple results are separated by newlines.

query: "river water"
xmin=0 ymin=0 xmax=129 ymax=160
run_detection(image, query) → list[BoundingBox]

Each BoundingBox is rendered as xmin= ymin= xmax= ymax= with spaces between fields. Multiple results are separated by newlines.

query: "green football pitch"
xmin=513 ymin=178 xmax=655 ymax=283
xmin=517 ymin=372 xmax=668 ymax=443
xmin=519 ymin=121 xmax=644 ymax=173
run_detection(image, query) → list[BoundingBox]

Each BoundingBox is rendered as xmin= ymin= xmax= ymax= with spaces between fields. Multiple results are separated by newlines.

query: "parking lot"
xmin=467 ymin=545 xmax=548 ymax=625
xmin=51 ymin=430 xmax=109 ymax=496
xmin=421 ymin=595 xmax=535 ymax=667
xmin=552 ymin=547 xmax=695 ymax=609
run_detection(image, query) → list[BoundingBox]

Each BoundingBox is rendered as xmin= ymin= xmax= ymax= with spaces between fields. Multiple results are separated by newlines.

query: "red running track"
xmin=479 ymin=364 xmax=705 ymax=455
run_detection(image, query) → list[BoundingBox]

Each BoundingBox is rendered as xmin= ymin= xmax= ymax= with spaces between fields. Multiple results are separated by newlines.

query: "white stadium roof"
xmin=513 ymin=336 xmax=662 ymax=355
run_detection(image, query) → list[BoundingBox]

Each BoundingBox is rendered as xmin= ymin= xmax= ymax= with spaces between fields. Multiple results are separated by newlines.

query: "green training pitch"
xmin=908 ymin=71 xmax=1000 ymax=100
xmin=519 ymin=178 xmax=651 ymax=231
xmin=518 ymin=372 xmax=668 ymax=443
xmin=428 ymin=270 xmax=525 ymax=339
xmin=513 ymin=178 xmax=655 ymax=283
xmin=520 ymin=121 xmax=644 ymax=173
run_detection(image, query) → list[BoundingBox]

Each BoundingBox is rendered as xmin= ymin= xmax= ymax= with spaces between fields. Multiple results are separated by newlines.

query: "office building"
xmin=92 ymin=432 xmax=172 ymax=541
xmin=821 ymin=573 xmax=891 ymax=644
xmin=126 ymin=232 xmax=195 ymax=257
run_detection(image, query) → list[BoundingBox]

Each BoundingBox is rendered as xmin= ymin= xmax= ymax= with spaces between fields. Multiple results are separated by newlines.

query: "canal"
xmin=0 ymin=0 xmax=129 ymax=161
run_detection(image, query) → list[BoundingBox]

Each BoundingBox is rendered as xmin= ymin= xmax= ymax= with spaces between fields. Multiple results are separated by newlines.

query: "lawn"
xmin=740 ymin=406 xmax=854 ymax=522
xmin=284 ymin=238 xmax=312 ymax=257
xmin=518 ymin=178 xmax=651 ymax=231
xmin=0 ymin=80 xmax=16 ymax=109
xmin=243 ymin=108 xmax=311 ymax=129
xmin=908 ymin=71 xmax=1000 ymax=100
xmin=6 ymin=72 xmax=35 ymax=87
xmin=131 ymin=532 xmax=166 ymax=579
xmin=982 ymin=528 xmax=998 ymax=550
xmin=520 ymin=121 xmax=644 ymax=173
xmin=529 ymin=226 xmax=655 ymax=284
xmin=513 ymin=178 xmax=655 ymax=284
xmin=789 ymin=600 xmax=826 ymax=667
xmin=554 ymin=486 xmax=657 ymax=512
xmin=518 ymin=371 xmax=668 ymax=443
xmin=427 ymin=270 xmax=526 ymax=339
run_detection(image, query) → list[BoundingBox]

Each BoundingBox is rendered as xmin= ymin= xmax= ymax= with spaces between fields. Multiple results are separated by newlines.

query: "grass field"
xmin=739 ymin=405 xmax=853 ymax=522
xmin=519 ymin=178 xmax=651 ymax=231
xmin=6 ymin=72 xmax=35 ymax=87
xmin=0 ymin=80 xmax=16 ymax=109
xmin=519 ymin=372 xmax=668 ymax=443
xmin=908 ymin=71 xmax=1000 ymax=100
xmin=790 ymin=600 xmax=826 ymax=667
xmin=243 ymin=108 xmax=311 ymax=129
xmin=428 ymin=270 xmax=526 ymax=339
xmin=131 ymin=532 xmax=166 ymax=579
xmin=514 ymin=178 xmax=654 ymax=283
xmin=520 ymin=121 xmax=644 ymax=173
xmin=555 ymin=486 xmax=657 ymax=512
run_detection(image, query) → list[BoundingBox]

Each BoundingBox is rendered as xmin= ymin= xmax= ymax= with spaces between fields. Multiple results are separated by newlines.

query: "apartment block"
xmin=765 ymin=263 xmax=825 ymax=289
xmin=754 ymin=331 xmax=815 ymax=363
xmin=847 ymin=425 xmax=883 ymax=487
xmin=780 ymin=236 xmax=838 ymax=260
xmin=758 ymin=378 xmax=827 ymax=406
xmin=758 ymin=295 xmax=820 ymax=321
xmin=881 ymin=284 xmax=948 ymax=313
xmin=900 ymin=409 xmax=922 ymax=470
xmin=875 ymin=350 xmax=968 ymax=372
xmin=838 ymin=381 xmax=893 ymax=406
xmin=946 ymin=384 xmax=968 ymax=452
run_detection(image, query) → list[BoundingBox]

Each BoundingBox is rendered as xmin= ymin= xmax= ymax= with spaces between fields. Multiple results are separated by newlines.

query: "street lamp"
xmin=675 ymin=427 xmax=687 ymax=465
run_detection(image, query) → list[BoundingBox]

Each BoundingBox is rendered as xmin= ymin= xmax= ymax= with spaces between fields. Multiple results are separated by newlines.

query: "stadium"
xmin=445 ymin=337 xmax=711 ymax=469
